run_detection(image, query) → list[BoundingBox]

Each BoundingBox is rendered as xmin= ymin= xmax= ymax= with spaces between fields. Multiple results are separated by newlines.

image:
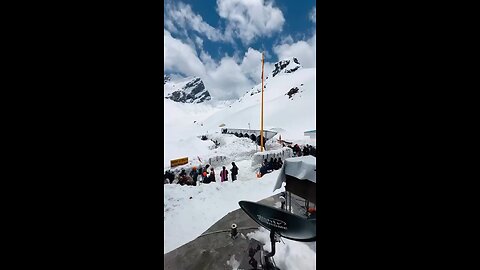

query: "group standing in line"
xmin=164 ymin=162 xmax=239 ymax=185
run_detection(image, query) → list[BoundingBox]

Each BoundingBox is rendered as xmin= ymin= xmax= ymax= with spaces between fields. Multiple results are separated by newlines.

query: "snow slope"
xmin=164 ymin=57 xmax=315 ymax=169
xmin=202 ymin=65 xmax=316 ymax=140
xmin=163 ymin=98 xmax=237 ymax=169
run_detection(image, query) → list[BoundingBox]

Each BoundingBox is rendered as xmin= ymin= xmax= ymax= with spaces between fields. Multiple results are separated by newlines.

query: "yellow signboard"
xmin=171 ymin=157 xmax=188 ymax=167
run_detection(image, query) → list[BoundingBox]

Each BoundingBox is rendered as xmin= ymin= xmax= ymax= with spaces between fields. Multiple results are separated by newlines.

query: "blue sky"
xmin=164 ymin=0 xmax=316 ymax=100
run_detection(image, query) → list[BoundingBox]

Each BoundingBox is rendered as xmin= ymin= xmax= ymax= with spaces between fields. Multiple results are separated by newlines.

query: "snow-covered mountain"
xmin=164 ymin=76 xmax=211 ymax=103
xmin=164 ymin=57 xmax=315 ymax=168
xmin=201 ymin=57 xmax=315 ymax=139
xmin=164 ymin=57 xmax=317 ymax=266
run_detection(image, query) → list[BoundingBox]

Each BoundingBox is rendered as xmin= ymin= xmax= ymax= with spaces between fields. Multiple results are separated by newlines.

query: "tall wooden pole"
xmin=260 ymin=51 xmax=264 ymax=152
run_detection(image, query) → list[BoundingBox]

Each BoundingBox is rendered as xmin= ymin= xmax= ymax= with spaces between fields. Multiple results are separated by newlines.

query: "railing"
xmin=221 ymin=128 xmax=277 ymax=140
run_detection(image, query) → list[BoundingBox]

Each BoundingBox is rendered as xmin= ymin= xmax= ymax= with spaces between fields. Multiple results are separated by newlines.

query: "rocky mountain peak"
xmin=164 ymin=75 xmax=171 ymax=84
xmin=164 ymin=76 xmax=211 ymax=104
xmin=271 ymin=57 xmax=302 ymax=78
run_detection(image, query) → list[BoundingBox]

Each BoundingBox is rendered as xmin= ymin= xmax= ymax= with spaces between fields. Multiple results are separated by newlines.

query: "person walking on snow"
xmin=230 ymin=162 xmax=238 ymax=182
xmin=209 ymin=167 xmax=216 ymax=182
xmin=220 ymin=166 xmax=229 ymax=182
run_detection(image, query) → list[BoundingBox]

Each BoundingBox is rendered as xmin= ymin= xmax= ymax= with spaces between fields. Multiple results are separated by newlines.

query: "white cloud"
xmin=165 ymin=28 xmax=316 ymax=100
xmin=164 ymin=30 xmax=206 ymax=77
xmin=279 ymin=35 xmax=294 ymax=45
xmin=216 ymin=0 xmax=285 ymax=45
xmin=240 ymin=48 xmax=273 ymax=84
xmin=164 ymin=18 xmax=177 ymax=33
xmin=165 ymin=2 xmax=229 ymax=42
xmin=200 ymin=50 xmax=218 ymax=71
xmin=207 ymin=57 xmax=253 ymax=99
xmin=310 ymin=7 xmax=316 ymax=23
xmin=273 ymin=33 xmax=316 ymax=68
xmin=164 ymin=29 xmax=264 ymax=100
xmin=194 ymin=36 xmax=204 ymax=50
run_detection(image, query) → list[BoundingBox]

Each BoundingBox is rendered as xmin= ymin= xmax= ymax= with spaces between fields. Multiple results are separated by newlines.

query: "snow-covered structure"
xmin=221 ymin=128 xmax=277 ymax=141
xmin=304 ymin=130 xmax=316 ymax=139
xmin=251 ymin=147 xmax=294 ymax=167
xmin=274 ymin=156 xmax=316 ymax=211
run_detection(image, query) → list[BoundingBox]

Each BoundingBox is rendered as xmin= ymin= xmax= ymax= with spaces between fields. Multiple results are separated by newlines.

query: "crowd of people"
xmin=258 ymin=157 xmax=283 ymax=177
xmin=165 ymin=144 xmax=315 ymax=183
xmin=164 ymin=162 xmax=239 ymax=186
xmin=289 ymin=144 xmax=316 ymax=157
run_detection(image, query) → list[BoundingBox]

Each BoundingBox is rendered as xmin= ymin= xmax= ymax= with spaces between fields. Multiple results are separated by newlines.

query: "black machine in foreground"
xmin=238 ymin=200 xmax=316 ymax=270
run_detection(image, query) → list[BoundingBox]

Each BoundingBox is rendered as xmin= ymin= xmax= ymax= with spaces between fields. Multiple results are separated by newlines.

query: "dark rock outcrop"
xmin=286 ymin=87 xmax=299 ymax=99
xmin=165 ymin=77 xmax=211 ymax=103
xmin=272 ymin=57 xmax=302 ymax=78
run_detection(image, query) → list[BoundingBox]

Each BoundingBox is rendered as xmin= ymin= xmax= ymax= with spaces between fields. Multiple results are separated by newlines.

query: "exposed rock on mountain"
xmin=164 ymin=76 xmax=211 ymax=103
xmin=286 ymin=87 xmax=299 ymax=99
xmin=271 ymin=57 xmax=302 ymax=78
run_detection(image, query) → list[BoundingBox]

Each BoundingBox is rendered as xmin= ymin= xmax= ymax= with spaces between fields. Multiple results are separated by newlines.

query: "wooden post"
xmin=260 ymin=51 xmax=264 ymax=152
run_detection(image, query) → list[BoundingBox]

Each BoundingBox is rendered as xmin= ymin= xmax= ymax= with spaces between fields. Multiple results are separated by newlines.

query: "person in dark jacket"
xmin=179 ymin=169 xmax=187 ymax=185
xmin=230 ymin=162 xmax=239 ymax=181
xmin=278 ymin=158 xmax=283 ymax=168
xmin=164 ymin=171 xmax=169 ymax=184
xmin=293 ymin=144 xmax=300 ymax=155
xmin=259 ymin=164 xmax=268 ymax=177
xmin=202 ymin=165 xmax=210 ymax=182
xmin=202 ymin=170 xmax=210 ymax=184
xmin=165 ymin=170 xmax=175 ymax=184
xmin=190 ymin=166 xmax=198 ymax=186
xmin=208 ymin=167 xmax=216 ymax=182
xmin=303 ymin=145 xmax=309 ymax=156
xmin=267 ymin=158 xmax=274 ymax=171
xmin=273 ymin=158 xmax=279 ymax=170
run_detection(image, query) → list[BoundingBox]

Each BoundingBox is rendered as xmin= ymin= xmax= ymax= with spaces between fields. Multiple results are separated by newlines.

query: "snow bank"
xmin=164 ymin=168 xmax=282 ymax=254
xmin=247 ymin=227 xmax=316 ymax=270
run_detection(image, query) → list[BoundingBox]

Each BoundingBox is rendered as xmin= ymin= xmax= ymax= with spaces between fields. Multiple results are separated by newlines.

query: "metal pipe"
xmin=265 ymin=229 xmax=276 ymax=257
xmin=231 ymin=223 xmax=238 ymax=238
xmin=289 ymin=192 xmax=292 ymax=213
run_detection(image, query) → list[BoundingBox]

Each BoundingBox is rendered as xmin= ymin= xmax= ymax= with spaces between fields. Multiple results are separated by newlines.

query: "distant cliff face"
xmin=164 ymin=76 xmax=211 ymax=103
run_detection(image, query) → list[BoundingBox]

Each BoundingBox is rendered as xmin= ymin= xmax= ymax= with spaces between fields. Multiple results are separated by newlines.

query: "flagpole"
xmin=260 ymin=51 xmax=264 ymax=152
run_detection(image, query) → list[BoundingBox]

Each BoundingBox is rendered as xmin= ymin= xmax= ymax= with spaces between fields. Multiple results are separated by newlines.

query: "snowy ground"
xmin=246 ymin=227 xmax=316 ymax=270
xmin=164 ymin=162 xmax=280 ymax=254
xmin=164 ymin=166 xmax=316 ymax=270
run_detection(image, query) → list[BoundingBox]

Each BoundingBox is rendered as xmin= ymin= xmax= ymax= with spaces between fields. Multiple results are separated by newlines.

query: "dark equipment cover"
xmin=238 ymin=201 xmax=316 ymax=242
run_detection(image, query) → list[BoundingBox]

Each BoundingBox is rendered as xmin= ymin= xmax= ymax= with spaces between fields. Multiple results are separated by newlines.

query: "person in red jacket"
xmin=220 ymin=166 xmax=229 ymax=182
